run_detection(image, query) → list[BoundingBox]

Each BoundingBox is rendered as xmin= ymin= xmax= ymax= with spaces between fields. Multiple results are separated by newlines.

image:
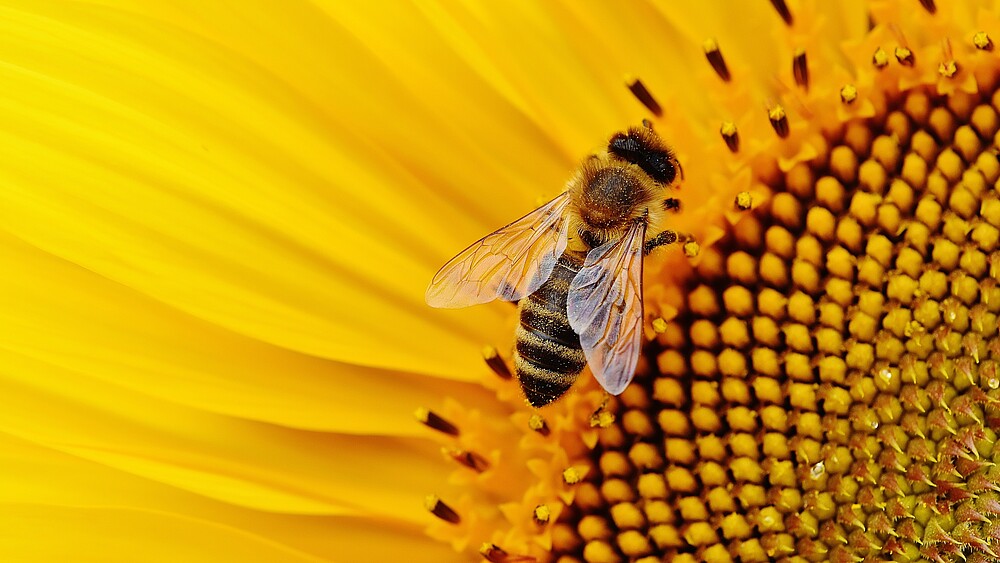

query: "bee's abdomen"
xmin=513 ymin=254 xmax=586 ymax=407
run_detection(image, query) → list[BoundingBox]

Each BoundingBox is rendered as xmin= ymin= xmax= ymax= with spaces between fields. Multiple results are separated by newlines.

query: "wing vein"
xmin=426 ymin=192 xmax=571 ymax=308
xmin=567 ymin=220 xmax=646 ymax=395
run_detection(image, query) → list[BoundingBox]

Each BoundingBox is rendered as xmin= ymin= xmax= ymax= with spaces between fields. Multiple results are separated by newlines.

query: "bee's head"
xmin=607 ymin=126 xmax=680 ymax=186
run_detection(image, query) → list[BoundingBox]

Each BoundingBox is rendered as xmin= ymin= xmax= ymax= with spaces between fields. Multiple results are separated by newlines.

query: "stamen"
xmin=527 ymin=413 xmax=550 ymax=435
xmin=793 ymin=48 xmax=809 ymax=89
xmin=938 ymin=39 xmax=958 ymax=79
xmin=973 ymin=32 xmax=993 ymax=51
xmin=533 ymin=504 xmax=551 ymax=525
xmin=735 ymin=192 xmax=753 ymax=210
xmin=769 ymin=0 xmax=792 ymax=25
xmin=720 ymin=121 xmax=740 ymax=152
xmin=939 ymin=59 xmax=958 ymax=78
xmin=482 ymin=345 xmax=512 ymax=379
xmin=479 ymin=543 xmax=535 ymax=562
xmin=873 ymin=48 xmax=889 ymax=69
xmin=703 ymin=39 xmax=731 ymax=82
xmin=562 ymin=467 xmax=585 ymax=485
xmin=894 ymin=46 xmax=914 ymax=66
xmin=425 ymin=494 xmax=460 ymax=524
xmin=683 ymin=240 xmax=700 ymax=258
xmin=841 ymin=85 xmax=858 ymax=104
xmin=443 ymin=447 xmax=490 ymax=472
xmin=626 ymin=76 xmax=663 ymax=117
xmin=768 ymin=105 xmax=790 ymax=138
xmin=414 ymin=407 xmax=460 ymax=436
xmin=589 ymin=408 xmax=615 ymax=428
xmin=918 ymin=0 xmax=936 ymax=13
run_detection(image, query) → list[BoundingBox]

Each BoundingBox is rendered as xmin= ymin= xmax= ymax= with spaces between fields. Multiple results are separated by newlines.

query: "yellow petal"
xmin=0 ymin=231 xmax=501 ymax=435
xmin=0 ymin=504 xmax=324 ymax=563
xmin=0 ymin=1 xmax=544 ymax=379
xmin=0 ymin=348 xmax=458 ymax=521
xmin=0 ymin=432 xmax=454 ymax=562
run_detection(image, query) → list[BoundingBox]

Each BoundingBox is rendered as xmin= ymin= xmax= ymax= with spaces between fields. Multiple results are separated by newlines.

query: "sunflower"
xmin=1 ymin=0 xmax=999 ymax=562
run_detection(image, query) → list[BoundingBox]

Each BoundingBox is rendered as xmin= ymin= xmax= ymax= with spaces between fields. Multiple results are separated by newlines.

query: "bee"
xmin=426 ymin=123 xmax=683 ymax=407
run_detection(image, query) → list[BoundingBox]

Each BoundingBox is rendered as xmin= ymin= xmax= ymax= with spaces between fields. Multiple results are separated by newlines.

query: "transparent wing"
xmin=567 ymin=220 xmax=646 ymax=395
xmin=425 ymin=192 xmax=571 ymax=308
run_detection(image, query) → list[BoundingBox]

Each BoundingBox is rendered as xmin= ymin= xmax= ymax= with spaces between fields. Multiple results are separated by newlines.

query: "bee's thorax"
xmin=578 ymin=166 xmax=646 ymax=229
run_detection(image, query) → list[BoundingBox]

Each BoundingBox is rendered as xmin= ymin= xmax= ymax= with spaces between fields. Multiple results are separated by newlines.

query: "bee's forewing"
xmin=425 ymin=192 xmax=571 ymax=308
xmin=566 ymin=220 xmax=645 ymax=395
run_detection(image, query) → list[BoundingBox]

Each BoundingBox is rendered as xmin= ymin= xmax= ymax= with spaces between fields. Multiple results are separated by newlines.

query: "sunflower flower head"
xmin=421 ymin=2 xmax=1000 ymax=562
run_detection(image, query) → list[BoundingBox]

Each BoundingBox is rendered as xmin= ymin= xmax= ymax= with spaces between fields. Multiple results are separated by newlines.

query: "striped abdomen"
xmin=513 ymin=251 xmax=587 ymax=407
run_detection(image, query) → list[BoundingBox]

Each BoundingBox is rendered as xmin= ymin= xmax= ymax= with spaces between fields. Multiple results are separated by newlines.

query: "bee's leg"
xmin=644 ymin=230 xmax=678 ymax=254
xmin=662 ymin=198 xmax=682 ymax=212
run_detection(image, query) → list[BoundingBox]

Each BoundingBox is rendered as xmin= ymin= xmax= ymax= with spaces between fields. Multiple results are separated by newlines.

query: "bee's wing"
xmin=425 ymin=192 xmax=571 ymax=308
xmin=566 ymin=220 xmax=645 ymax=395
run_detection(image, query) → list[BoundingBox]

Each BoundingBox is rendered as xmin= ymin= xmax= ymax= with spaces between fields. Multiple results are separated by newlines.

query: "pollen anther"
xmin=769 ymin=0 xmax=792 ymax=25
xmin=533 ymin=504 xmax=551 ymax=525
xmin=703 ymin=39 xmax=731 ymax=82
xmin=769 ymin=105 xmax=790 ymax=138
xmin=720 ymin=121 xmax=739 ymax=152
xmin=590 ymin=409 xmax=615 ymax=428
xmin=425 ymin=494 xmax=461 ymax=524
xmin=841 ymin=85 xmax=858 ymax=104
xmin=482 ymin=345 xmax=512 ymax=379
xmin=528 ymin=413 xmax=550 ymax=435
xmin=973 ymin=32 xmax=993 ymax=51
xmin=626 ymin=77 xmax=663 ymax=117
xmin=444 ymin=447 xmax=490 ymax=472
xmin=793 ymin=48 xmax=809 ymax=89
xmin=415 ymin=407 xmax=460 ymax=436
xmin=873 ymin=48 xmax=889 ymax=68
xmin=895 ymin=46 xmax=915 ymax=66
xmin=683 ymin=240 xmax=700 ymax=258
xmin=939 ymin=60 xmax=959 ymax=78
xmin=735 ymin=192 xmax=753 ymax=210
xmin=563 ymin=467 xmax=585 ymax=484
xmin=479 ymin=543 xmax=532 ymax=562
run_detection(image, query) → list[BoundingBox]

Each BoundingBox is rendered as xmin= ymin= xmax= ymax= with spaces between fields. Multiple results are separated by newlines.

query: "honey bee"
xmin=426 ymin=123 xmax=683 ymax=407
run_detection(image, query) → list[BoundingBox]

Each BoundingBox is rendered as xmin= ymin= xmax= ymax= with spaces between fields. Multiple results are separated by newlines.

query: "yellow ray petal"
xmin=0 ymin=1 xmax=550 ymax=379
xmin=0 ymin=504 xmax=327 ymax=563
xmin=0 ymin=350 xmax=459 ymax=521
xmin=0 ymin=231 xmax=502 ymax=434
xmin=0 ymin=432 xmax=455 ymax=562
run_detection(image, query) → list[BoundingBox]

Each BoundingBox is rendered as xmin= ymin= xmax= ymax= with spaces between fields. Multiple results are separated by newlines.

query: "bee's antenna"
xmin=641 ymin=119 xmax=655 ymax=131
